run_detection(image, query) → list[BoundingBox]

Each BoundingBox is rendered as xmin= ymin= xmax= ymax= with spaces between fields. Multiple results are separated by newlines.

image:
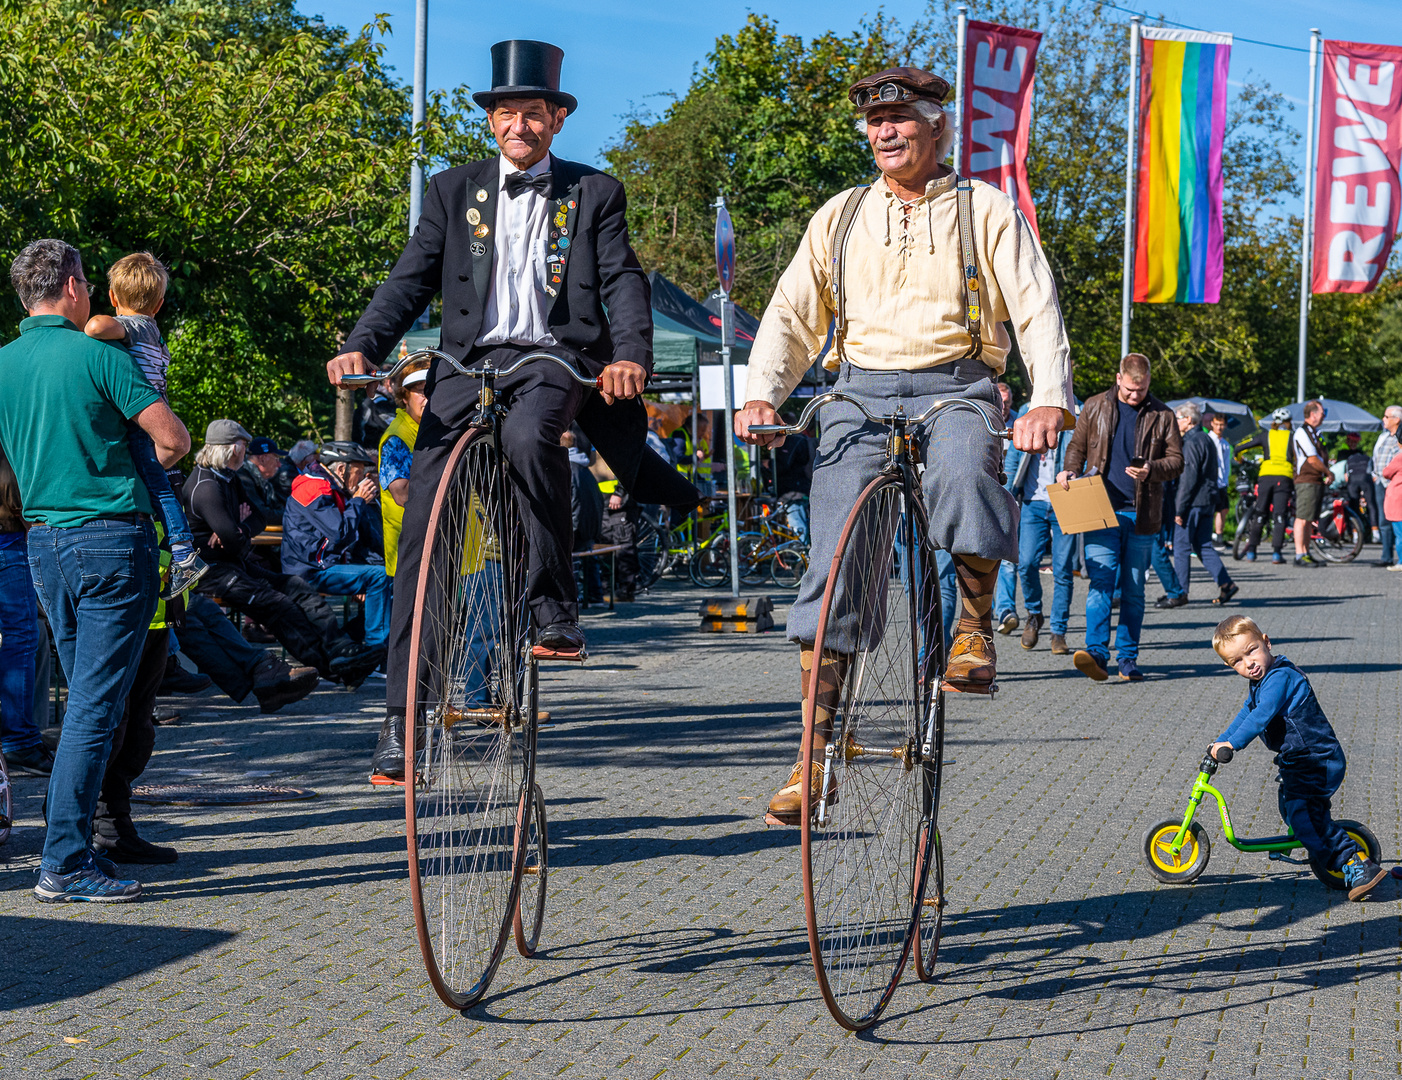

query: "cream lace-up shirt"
xmin=745 ymin=171 xmax=1074 ymax=412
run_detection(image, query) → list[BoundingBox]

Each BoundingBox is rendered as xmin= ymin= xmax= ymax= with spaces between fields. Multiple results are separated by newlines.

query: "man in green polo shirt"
xmin=0 ymin=239 xmax=189 ymax=904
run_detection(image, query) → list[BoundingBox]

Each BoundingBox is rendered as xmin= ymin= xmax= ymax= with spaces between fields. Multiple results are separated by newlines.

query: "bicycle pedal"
xmin=941 ymin=680 xmax=998 ymax=696
xmin=531 ymin=645 xmax=588 ymax=663
xmin=764 ymin=812 xmax=800 ymax=827
xmin=369 ymin=774 xmax=406 ymax=788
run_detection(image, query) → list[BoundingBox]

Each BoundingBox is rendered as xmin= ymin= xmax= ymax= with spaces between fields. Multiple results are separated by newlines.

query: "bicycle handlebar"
xmin=1211 ymin=745 xmax=1233 ymax=764
xmin=337 ymin=349 xmax=602 ymax=390
xmin=747 ymin=390 xmax=1014 ymax=441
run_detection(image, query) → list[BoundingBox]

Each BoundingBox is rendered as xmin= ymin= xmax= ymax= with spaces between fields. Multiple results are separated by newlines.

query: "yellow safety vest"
xmin=1259 ymin=428 xmax=1293 ymax=478
xmin=379 ymin=409 xmax=420 ymax=577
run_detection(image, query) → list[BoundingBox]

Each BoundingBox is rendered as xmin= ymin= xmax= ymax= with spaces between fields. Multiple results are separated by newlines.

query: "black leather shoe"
xmin=1213 ymin=582 xmax=1240 ymax=605
xmin=159 ymin=659 xmax=213 ymax=696
xmin=94 ymin=833 xmax=179 ymax=864
xmin=370 ymin=713 xmax=405 ymax=781
xmin=1154 ymin=595 xmax=1188 ymax=609
xmin=5 ymin=743 xmax=54 ymax=776
xmin=254 ymin=667 xmax=321 ymax=714
xmin=537 ymin=622 xmax=587 ymax=655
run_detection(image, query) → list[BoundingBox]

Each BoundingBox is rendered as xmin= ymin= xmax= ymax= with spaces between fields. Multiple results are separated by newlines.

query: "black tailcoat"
xmin=343 ymin=155 xmax=693 ymax=504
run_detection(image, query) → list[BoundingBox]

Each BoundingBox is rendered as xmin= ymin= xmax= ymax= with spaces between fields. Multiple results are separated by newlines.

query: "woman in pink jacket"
xmin=1384 ymin=454 xmax=1402 ymax=570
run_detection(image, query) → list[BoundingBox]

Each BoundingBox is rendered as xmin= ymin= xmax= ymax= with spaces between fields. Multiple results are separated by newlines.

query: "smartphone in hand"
xmin=1129 ymin=456 xmax=1146 ymax=469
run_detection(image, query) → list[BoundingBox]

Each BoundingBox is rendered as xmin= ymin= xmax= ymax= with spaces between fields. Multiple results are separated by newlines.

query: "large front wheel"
xmin=802 ymin=473 xmax=942 ymax=1030
xmin=405 ymin=427 xmax=536 ymax=1010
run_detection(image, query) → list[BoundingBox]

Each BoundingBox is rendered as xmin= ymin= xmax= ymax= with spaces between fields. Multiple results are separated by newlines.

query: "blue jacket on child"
xmin=1216 ymin=655 xmax=1345 ymax=796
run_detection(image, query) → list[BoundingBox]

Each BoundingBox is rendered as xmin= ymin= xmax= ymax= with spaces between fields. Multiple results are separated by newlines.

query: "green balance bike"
xmin=1143 ymin=745 xmax=1382 ymax=890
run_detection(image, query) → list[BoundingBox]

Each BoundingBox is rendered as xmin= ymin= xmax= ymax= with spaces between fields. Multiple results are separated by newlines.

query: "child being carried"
xmin=1209 ymin=615 xmax=1387 ymax=901
xmin=85 ymin=252 xmax=206 ymax=600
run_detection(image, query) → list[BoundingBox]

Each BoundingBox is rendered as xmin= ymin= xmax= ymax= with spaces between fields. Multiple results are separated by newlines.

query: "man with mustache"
xmin=736 ymin=67 xmax=1074 ymax=823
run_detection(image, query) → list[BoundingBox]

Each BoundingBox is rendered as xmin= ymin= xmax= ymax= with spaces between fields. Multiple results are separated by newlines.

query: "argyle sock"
xmin=952 ymin=554 xmax=999 ymax=636
xmin=799 ymin=645 xmax=849 ymax=746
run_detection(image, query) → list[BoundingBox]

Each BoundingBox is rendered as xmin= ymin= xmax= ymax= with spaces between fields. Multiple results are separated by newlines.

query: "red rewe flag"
xmin=962 ymin=20 xmax=1043 ymax=240
xmin=1312 ymin=40 xmax=1402 ymax=294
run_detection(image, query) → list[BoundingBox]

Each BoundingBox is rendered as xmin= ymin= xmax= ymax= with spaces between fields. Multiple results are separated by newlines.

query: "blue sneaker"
xmin=1117 ymin=659 xmax=1145 ymax=682
xmin=1271 ymin=553 xmax=1285 ymax=564
xmin=1343 ymin=853 xmax=1387 ymax=901
xmin=34 ymin=852 xmax=142 ymax=904
xmin=1243 ymin=551 xmax=1256 ymax=562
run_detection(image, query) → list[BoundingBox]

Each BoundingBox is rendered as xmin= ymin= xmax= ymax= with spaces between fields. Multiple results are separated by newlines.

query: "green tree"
xmin=0 ymin=0 xmax=490 ymax=444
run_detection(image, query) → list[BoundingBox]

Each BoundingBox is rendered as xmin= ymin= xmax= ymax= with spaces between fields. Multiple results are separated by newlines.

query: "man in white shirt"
xmin=1291 ymin=401 xmax=1329 ymax=568
xmin=1207 ymin=412 xmax=1232 ymax=547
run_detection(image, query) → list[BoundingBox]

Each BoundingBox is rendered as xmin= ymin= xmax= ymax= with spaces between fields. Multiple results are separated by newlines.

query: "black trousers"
xmin=180 ymin=594 xmax=269 ymax=702
xmin=93 ymin=628 xmax=166 ymax=841
xmin=1247 ymin=476 xmax=1293 ymax=554
xmin=387 ymin=345 xmax=589 ymax=711
xmin=600 ymin=501 xmax=640 ymax=595
xmin=196 ymin=560 xmax=336 ymax=674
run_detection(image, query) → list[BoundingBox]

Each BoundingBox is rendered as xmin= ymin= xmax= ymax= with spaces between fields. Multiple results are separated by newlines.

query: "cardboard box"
xmin=1047 ymin=475 xmax=1119 ymax=535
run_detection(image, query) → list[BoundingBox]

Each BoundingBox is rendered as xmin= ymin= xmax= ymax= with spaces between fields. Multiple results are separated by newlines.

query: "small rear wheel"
xmin=1309 ymin=820 xmax=1381 ymax=889
xmin=514 ymin=782 xmax=549 ymax=955
xmin=913 ymin=824 xmax=944 ymax=981
xmin=690 ymin=535 xmax=730 ymax=587
xmin=1143 ymin=818 xmax=1211 ymax=883
xmin=770 ymin=545 xmax=808 ymax=589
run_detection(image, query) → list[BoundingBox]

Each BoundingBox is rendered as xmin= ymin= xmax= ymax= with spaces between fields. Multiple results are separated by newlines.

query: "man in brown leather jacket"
xmin=1056 ymin=354 xmax=1182 ymax=681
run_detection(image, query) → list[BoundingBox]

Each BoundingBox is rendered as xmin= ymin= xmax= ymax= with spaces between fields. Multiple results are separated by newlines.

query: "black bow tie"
xmin=504 ymin=170 xmax=552 ymax=199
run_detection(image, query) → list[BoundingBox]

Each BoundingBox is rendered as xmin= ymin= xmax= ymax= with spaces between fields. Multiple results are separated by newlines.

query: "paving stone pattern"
xmin=2 ymin=558 xmax=1400 ymax=1079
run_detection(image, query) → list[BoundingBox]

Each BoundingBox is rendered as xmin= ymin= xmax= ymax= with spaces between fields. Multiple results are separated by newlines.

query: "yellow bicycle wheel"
xmin=1309 ymin=820 xmax=1382 ymax=890
xmin=1143 ymin=818 xmax=1211 ymax=884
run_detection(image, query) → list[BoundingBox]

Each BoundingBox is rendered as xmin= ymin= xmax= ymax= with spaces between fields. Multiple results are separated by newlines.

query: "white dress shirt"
xmin=477 ymin=154 xmax=558 ymax=349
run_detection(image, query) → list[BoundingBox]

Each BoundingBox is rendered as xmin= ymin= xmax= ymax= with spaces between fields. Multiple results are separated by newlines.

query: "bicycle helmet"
xmin=1270 ymin=407 xmax=1292 ymax=425
xmin=318 ymin=440 xmax=377 ymax=466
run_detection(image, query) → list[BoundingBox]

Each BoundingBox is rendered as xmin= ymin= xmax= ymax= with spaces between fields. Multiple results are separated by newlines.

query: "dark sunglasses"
xmin=853 ymin=82 xmax=918 ymax=109
xmin=73 ymin=276 xmax=95 ymax=297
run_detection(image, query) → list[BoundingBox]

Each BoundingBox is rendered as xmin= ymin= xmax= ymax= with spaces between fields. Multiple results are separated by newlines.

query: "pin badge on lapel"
xmin=471 ymin=242 xmax=486 ymax=257
xmin=467 ymin=208 xmax=481 ymax=225
xmin=476 ymin=189 xmax=489 ymax=203
xmin=475 ymin=224 xmax=490 ymax=238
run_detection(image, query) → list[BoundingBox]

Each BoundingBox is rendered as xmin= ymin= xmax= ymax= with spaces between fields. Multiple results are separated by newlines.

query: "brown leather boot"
xmin=1020 ymin=613 xmax=1042 ymax=650
xmin=944 ymin=631 xmax=997 ymax=692
xmin=1048 ymin=633 xmax=1070 ymax=655
xmin=765 ymin=646 xmax=847 ymax=825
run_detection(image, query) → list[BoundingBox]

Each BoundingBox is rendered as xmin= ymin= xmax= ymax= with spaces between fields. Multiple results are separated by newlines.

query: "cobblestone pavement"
xmin=2 ymin=554 xmax=1400 ymax=1079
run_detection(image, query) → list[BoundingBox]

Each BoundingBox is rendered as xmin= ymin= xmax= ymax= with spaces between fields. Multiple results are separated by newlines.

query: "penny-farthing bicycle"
xmin=751 ymin=392 xmax=1014 ymax=1029
xmin=344 ymin=348 xmax=600 ymax=1010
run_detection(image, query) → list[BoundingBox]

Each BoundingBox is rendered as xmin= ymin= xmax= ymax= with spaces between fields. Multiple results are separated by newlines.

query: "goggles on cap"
xmin=402 ymin=369 xmax=428 ymax=390
xmin=853 ymin=81 xmax=920 ymax=109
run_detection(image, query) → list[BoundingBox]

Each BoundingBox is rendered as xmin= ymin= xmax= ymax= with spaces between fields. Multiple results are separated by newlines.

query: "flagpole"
xmin=1296 ymin=28 xmax=1321 ymax=404
xmin=954 ymin=5 xmax=968 ymax=173
xmin=1120 ymin=15 xmax=1142 ymax=358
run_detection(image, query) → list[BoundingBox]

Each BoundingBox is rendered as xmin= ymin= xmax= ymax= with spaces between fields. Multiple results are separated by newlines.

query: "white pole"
xmin=409 ymin=0 xmax=428 ymax=237
xmin=1297 ymin=29 xmax=1321 ymax=404
xmin=954 ymin=6 xmax=968 ymax=173
xmin=1120 ymin=16 xmax=1143 ymax=359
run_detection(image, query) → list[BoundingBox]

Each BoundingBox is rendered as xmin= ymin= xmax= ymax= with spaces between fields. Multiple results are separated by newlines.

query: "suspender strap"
xmin=830 ymin=185 xmax=870 ymax=365
xmin=956 ymin=176 xmax=984 ymax=362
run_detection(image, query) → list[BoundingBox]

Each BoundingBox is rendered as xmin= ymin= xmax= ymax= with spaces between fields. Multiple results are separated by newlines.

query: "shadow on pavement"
xmin=0 ymin=915 xmax=235 ymax=1008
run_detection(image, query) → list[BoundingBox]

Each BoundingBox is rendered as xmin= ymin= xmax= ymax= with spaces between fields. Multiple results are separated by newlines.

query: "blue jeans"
xmin=1082 ymin=511 xmax=1152 ymax=666
xmin=127 ymin=427 xmax=193 ymax=555
xmin=934 ymin=549 xmax=958 ymax=657
xmin=1173 ymin=506 xmax=1232 ymax=595
xmin=1377 ymin=482 xmax=1395 ymax=562
xmin=994 ymin=560 xmax=1017 ymax=621
xmin=1392 ymin=521 xmax=1402 ymax=561
xmin=1017 ymin=500 xmax=1075 ymax=635
xmin=27 ymin=519 xmax=158 ymax=874
xmin=1151 ymin=523 xmax=1184 ymax=599
xmin=0 ymin=542 xmax=42 ymax=755
xmin=305 ymin=564 xmax=391 ymax=650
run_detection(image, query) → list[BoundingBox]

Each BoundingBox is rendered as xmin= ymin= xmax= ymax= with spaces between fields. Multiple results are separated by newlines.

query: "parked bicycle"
xmin=1232 ymin=467 xmax=1365 ymax=563
xmin=748 ymin=389 xmax=1015 ymax=1030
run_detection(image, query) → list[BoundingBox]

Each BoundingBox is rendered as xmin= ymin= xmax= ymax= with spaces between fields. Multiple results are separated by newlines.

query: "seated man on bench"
xmin=282 ymin=441 xmax=391 ymax=656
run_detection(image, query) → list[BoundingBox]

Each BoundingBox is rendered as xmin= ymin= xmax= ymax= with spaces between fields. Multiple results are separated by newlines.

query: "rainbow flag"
xmin=1133 ymin=28 xmax=1231 ymax=304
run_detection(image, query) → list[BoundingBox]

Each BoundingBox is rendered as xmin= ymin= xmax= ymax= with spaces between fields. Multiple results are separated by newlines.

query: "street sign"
xmin=715 ymin=203 xmax=735 ymax=295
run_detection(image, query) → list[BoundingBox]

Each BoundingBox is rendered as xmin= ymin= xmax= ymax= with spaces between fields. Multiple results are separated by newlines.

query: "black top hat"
xmin=473 ymin=40 xmax=577 ymax=115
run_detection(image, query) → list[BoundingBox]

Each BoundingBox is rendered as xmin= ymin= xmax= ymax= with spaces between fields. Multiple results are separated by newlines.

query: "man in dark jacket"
xmin=185 ymin=420 xmax=379 ymax=686
xmin=326 ymin=41 xmax=697 ymax=782
xmin=1172 ymin=402 xmax=1238 ymax=604
xmin=283 ymin=441 xmax=390 ymax=651
xmin=1058 ymin=353 xmax=1183 ymax=682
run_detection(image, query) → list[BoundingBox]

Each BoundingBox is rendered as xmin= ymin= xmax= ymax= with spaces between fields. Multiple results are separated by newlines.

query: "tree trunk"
xmin=335 ymin=387 xmax=354 ymax=441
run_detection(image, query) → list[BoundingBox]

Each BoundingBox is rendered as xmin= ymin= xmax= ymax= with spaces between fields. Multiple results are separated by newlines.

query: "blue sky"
xmin=304 ymin=0 xmax=1392 ymax=182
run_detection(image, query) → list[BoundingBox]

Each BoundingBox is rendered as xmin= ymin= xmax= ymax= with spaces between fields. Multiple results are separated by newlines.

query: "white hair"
xmin=1385 ymin=405 xmax=1402 ymax=421
xmin=856 ymin=100 xmax=957 ymax=164
xmin=194 ymin=440 xmax=244 ymax=470
xmin=288 ymin=439 xmax=318 ymax=466
xmin=1175 ymin=401 xmax=1201 ymax=425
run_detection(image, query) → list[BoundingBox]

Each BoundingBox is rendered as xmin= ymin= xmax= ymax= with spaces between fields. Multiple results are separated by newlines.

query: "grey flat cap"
xmin=205 ymin=419 xmax=253 ymax=445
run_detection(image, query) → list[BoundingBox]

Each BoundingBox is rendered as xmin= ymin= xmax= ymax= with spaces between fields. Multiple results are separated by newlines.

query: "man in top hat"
xmin=327 ymin=39 xmax=694 ymax=782
xmin=736 ymin=66 xmax=1075 ymax=823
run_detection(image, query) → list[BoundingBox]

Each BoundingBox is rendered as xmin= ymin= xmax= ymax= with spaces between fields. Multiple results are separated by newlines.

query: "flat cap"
xmin=849 ymin=66 xmax=951 ymax=110
xmin=205 ymin=419 xmax=253 ymax=446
